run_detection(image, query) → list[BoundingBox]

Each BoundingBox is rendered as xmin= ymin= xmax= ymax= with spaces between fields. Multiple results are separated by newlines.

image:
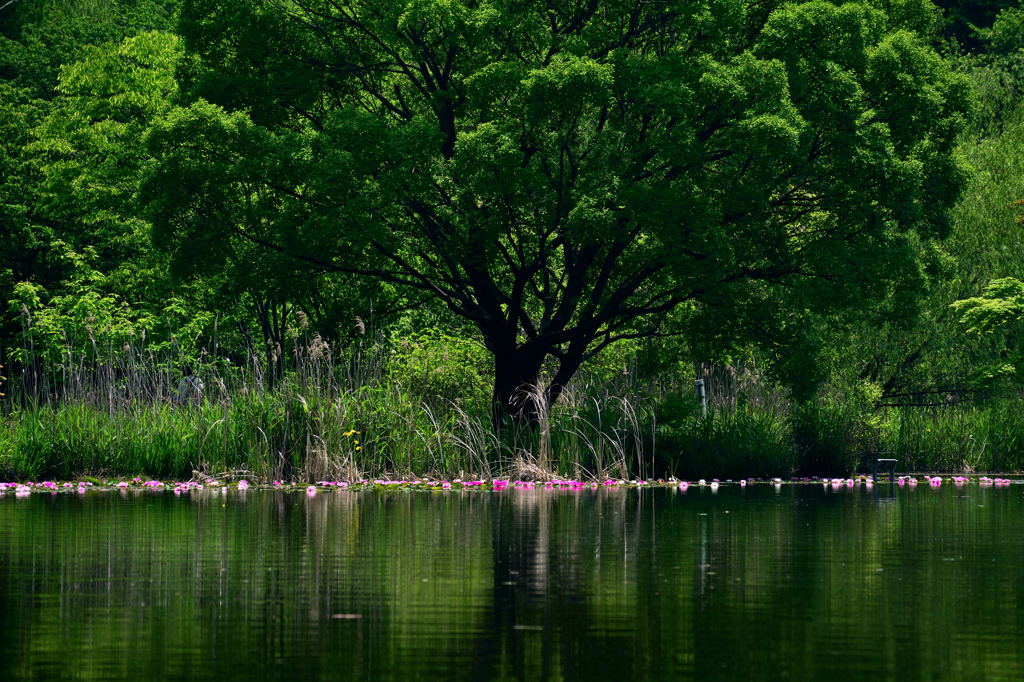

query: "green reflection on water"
xmin=1 ymin=484 xmax=1022 ymax=681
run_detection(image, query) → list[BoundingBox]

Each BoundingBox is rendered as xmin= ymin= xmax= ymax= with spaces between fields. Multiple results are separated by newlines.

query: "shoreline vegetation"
xmin=2 ymin=334 xmax=1023 ymax=483
xmin=5 ymin=1 xmax=1024 ymax=484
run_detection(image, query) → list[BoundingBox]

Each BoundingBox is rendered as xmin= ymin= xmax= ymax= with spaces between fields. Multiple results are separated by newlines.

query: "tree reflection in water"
xmin=1 ymin=484 xmax=1022 ymax=680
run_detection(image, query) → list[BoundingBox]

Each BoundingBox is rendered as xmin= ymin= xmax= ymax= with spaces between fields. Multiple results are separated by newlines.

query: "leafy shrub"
xmin=658 ymin=406 xmax=794 ymax=480
xmin=789 ymin=401 xmax=858 ymax=477
xmin=790 ymin=382 xmax=881 ymax=477
xmin=388 ymin=330 xmax=492 ymax=409
xmin=656 ymin=392 xmax=701 ymax=428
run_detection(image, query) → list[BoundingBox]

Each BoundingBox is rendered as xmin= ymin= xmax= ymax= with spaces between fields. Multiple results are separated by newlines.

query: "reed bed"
xmin=876 ymin=402 xmax=1024 ymax=473
xmin=0 ymin=386 xmax=658 ymax=483
xmin=0 ymin=328 xmax=657 ymax=482
xmin=2 ymin=325 xmax=1023 ymax=481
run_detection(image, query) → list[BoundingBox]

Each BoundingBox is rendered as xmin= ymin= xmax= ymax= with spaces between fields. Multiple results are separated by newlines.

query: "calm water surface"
xmin=1 ymin=483 xmax=1023 ymax=681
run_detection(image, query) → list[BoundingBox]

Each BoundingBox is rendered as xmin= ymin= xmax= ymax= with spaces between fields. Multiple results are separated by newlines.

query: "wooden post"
xmin=695 ymin=379 xmax=706 ymax=418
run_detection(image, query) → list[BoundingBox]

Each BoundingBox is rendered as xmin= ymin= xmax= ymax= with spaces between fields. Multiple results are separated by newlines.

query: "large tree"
xmin=143 ymin=0 xmax=973 ymax=421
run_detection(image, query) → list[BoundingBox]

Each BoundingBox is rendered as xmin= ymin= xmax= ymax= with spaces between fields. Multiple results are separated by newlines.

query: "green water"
xmin=1 ymin=483 xmax=1022 ymax=681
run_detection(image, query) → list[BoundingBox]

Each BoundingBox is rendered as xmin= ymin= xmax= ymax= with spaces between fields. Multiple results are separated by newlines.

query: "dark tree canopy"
xmin=932 ymin=0 xmax=1019 ymax=49
xmin=143 ymin=0 xmax=974 ymax=421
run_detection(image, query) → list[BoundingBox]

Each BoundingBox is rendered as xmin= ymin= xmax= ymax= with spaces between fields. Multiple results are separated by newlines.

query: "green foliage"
xmin=0 ymin=403 xmax=202 ymax=480
xmin=0 ymin=1 xmax=185 ymax=386
xmin=931 ymin=0 xmax=1020 ymax=51
xmin=6 ymin=244 xmax=142 ymax=366
xmin=0 ymin=331 xmax=655 ymax=481
xmin=34 ymin=31 xmax=181 ymax=230
xmin=656 ymin=392 xmax=702 ymax=430
xmin=952 ymin=276 xmax=1024 ymax=334
xmin=951 ymin=276 xmax=1024 ymax=385
xmin=7 ymin=242 xmax=214 ymax=375
xmin=3 ymin=0 xmax=1024 ymax=480
xmin=875 ymin=401 xmax=1024 ymax=472
xmin=780 ymin=5 xmax=1024 ymax=398
xmin=658 ymin=407 xmax=795 ymax=481
xmin=790 ymin=401 xmax=857 ymax=477
xmin=790 ymin=382 xmax=882 ymax=477
xmin=387 ymin=330 xmax=491 ymax=408
xmin=957 ymin=4 xmax=1024 ymax=135
xmin=1 ymin=0 xmax=177 ymax=98
xmin=820 ymin=94 xmax=1024 ymax=397
xmin=140 ymin=0 xmax=974 ymax=417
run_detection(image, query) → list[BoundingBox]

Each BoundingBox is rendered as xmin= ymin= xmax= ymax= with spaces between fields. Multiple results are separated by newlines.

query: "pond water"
xmin=1 ymin=482 xmax=1022 ymax=681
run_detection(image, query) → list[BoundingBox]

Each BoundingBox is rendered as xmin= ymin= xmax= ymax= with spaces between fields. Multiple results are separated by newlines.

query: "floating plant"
xmin=1 ymin=475 xmax=1018 ymax=496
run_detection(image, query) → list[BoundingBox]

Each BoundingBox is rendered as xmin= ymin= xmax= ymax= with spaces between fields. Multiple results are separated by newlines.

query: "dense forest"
xmin=2 ymin=0 xmax=1024 ymax=482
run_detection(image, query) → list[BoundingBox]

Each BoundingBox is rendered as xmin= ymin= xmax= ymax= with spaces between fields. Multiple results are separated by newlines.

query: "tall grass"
xmin=2 ymin=319 xmax=1023 ymax=482
xmin=0 ymin=323 xmax=658 ymax=481
xmin=876 ymin=401 xmax=1024 ymax=473
xmin=660 ymin=406 xmax=794 ymax=480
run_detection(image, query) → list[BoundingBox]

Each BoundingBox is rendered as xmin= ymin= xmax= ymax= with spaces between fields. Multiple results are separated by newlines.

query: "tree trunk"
xmin=491 ymin=346 xmax=545 ymax=431
xmin=489 ymin=342 xmax=583 ymax=432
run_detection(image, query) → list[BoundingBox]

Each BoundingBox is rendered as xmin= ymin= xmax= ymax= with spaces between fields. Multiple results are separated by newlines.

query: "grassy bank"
xmin=0 ymin=334 xmax=660 ymax=481
xmin=1 ymin=338 xmax=1022 ymax=482
xmin=3 ymin=395 xmax=1022 ymax=482
xmin=0 ymin=384 xmax=652 ymax=482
